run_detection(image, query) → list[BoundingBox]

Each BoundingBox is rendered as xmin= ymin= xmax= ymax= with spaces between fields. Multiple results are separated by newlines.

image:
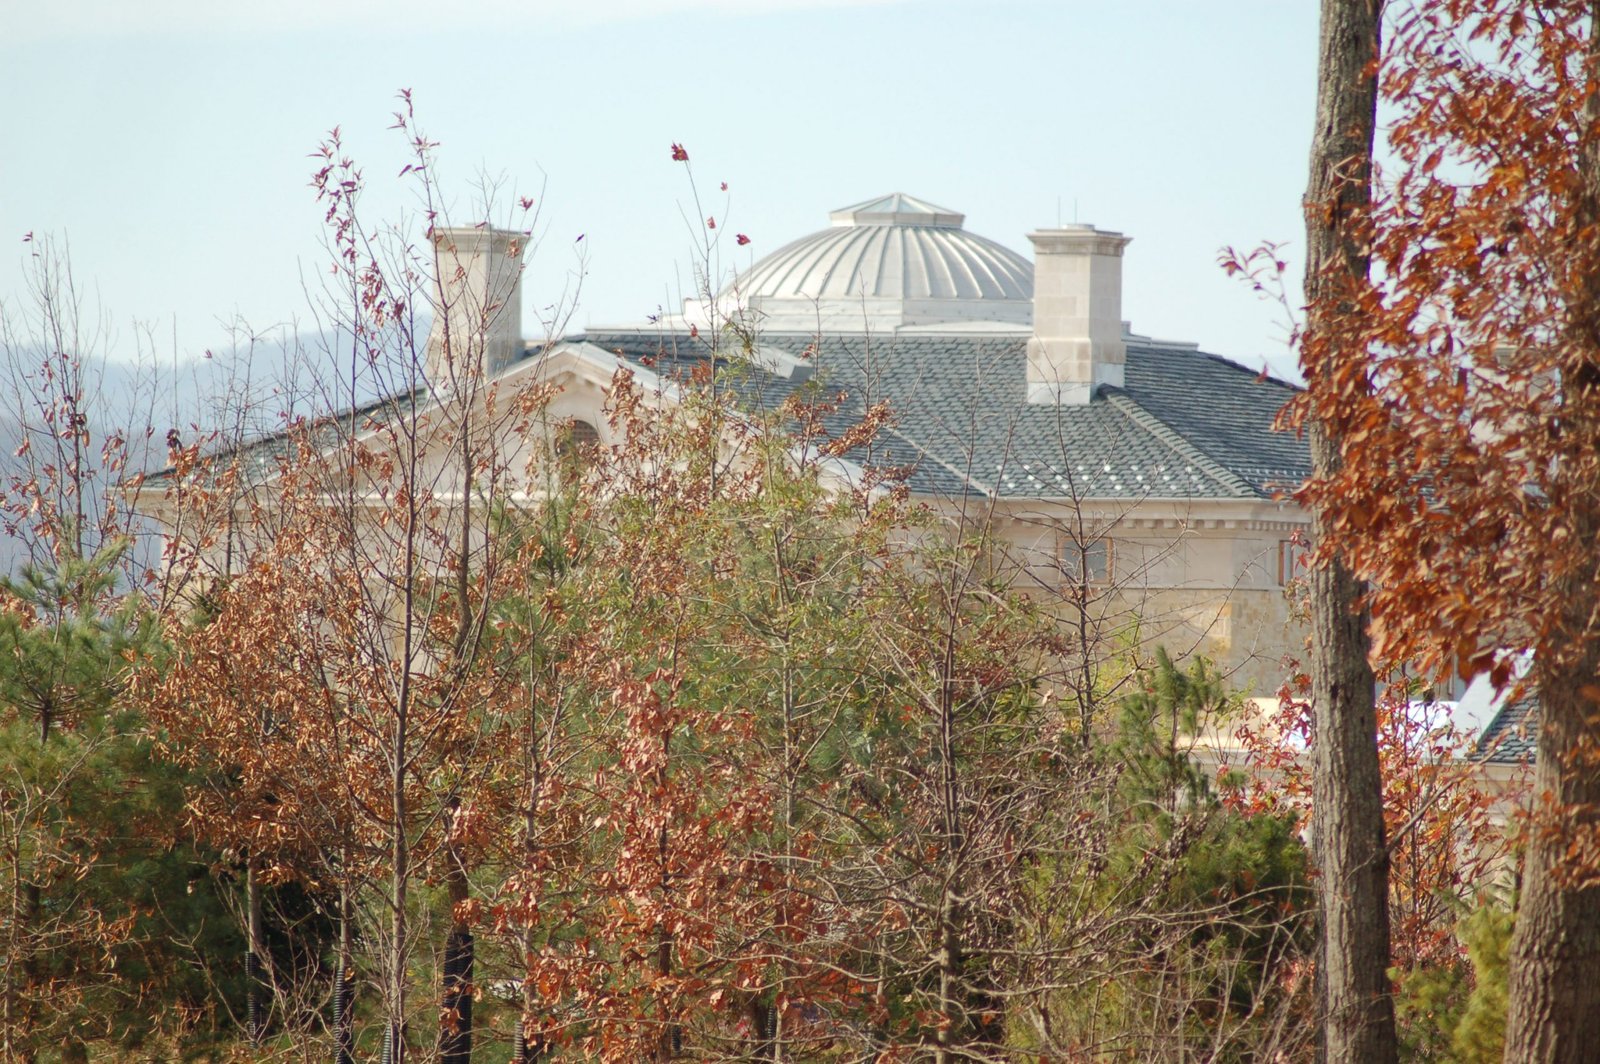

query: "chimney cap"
xmin=431 ymin=225 xmax=526 ymax=252
xmin=1027 ymin=225 xmax=1131 ymax=257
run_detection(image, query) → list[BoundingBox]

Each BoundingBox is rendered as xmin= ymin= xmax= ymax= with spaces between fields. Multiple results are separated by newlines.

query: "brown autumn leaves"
xmin=1255 ymin=2 xmax=1600 ymax=1059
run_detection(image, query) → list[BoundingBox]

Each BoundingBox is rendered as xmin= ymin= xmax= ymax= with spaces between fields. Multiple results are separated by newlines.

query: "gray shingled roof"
xmin=575 ymin=329 xmax=1309 ymax=502
xmin=137 ymin=389 xmax=426 ymax=489
xmin=1473 ymin=694 xmax=1539 ymax=765
xmin=146 ymin=329 xmax=1309 ymax=506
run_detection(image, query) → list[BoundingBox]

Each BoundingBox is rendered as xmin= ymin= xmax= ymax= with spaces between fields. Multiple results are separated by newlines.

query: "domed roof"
xmin=726 ymin=194 xmax=1034 ymax=330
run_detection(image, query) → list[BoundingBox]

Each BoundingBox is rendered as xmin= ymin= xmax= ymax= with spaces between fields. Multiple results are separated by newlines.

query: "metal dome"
xmin=725 ymin=194 xmax=1034 ymax=330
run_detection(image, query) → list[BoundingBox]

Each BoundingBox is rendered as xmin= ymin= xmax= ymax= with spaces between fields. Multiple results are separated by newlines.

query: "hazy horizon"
xmin=2 ymin=2 xmax=1318 ymax=380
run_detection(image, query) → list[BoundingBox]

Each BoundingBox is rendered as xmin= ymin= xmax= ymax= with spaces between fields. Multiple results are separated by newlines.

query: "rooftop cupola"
xmin=1025 ymin=224 xmax=1131 ymax=405
xmin=826 ymin=192 xmax=966 ymax=228
xmin=424 ymin=226 xmax=526 ymax=390
xmin=721 ymin=193 xmax=1033 ymax=331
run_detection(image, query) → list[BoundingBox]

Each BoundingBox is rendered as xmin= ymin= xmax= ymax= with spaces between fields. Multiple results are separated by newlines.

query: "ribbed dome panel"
xmin=733 ymin=223 xmax=1032 ymax=303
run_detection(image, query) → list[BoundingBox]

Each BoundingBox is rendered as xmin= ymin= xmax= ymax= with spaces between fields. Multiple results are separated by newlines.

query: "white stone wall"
xmin=991 ymin=497 xmax=1308 ymax=693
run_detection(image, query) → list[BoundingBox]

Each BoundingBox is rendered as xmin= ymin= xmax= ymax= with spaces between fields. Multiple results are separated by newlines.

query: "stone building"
xmin=501 ymin=193 xmax=1312 ymax=693
xmin=138 ymin=194 xmax=1315 ymax=695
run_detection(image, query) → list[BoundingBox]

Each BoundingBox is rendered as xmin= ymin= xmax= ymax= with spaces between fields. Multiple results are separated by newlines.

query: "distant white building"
xmin=535 ymin=194 xmax=1312 ymax=692
xmin=143 ymin=195 xmax=1320 ymax=695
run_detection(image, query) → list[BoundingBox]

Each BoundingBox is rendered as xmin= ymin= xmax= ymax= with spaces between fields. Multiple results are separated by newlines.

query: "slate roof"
xmin=140 ymin=329 xmax=1309 ymax=507
xmin=572 ymin=329 xmax=1309 ymax=502
xmin=1473 ymin=694 xmax=1540 ymax=765
xmin=136 ymin=390 xmax=426 ymax=490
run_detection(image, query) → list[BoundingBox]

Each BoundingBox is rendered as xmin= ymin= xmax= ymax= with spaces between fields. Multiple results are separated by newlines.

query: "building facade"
xmin=474 ymin=193 xmax=1314 ymax=694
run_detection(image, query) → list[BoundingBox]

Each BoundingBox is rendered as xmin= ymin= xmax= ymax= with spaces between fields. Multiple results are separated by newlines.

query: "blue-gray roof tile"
xmin=575 ymin=329 xmax=1310 ymax=503
xmin=1474 ymin=694 xmax=1539 ymax=765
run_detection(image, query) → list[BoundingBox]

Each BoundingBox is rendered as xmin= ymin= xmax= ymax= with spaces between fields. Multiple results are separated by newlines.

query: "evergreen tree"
xmin=0 ymin=544 xmax=244 ymax=1059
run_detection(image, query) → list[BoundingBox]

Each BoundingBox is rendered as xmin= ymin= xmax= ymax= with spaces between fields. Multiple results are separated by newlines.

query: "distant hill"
xmin=0 ymin=328 xmax=407 ymax=581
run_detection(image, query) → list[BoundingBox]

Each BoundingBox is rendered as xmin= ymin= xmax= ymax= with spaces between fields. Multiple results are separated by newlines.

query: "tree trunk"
xmin=513 ymin=992 xmax=546 ymax=1063
xmin=512 ymin=1025 xmax=546 ymax=1063
xmin=515 ymin=661 xmax=553 ymax=1064
xmin=934 ymin=882 xmax=963 ymax=1064
xmin=246 ymin=863 xmax=267 ymax=1047
xmin=657 ymin=884 xmax=678 ymax=1061
xmin=655 ymin=722 xmax=680 ymax=1062
xmin=335 ymin=889 xmax=355 ymax=1064
xmin=15 ymin=881 xmax=40 ymax=1064
xmin=517 ymin=850 xmax=545 ymax=1062
xmin=1302 ymin=1 xmax=1398 ymax=1062
xmin=657 ymin=922 xmax=678 ymax=1060
xmin=1504 ymin=10 xmax=1600 ymax=1055
xmin=747 ymin=998 xmax=777 ymax=1061
xmin=436 ymin=387 xmax=477 ymax=1064
xmin=1505 ymin=649 xmax=1600 ymax=1061
xmin=933 ymin=619 xmax=968 ymax=1064
xmin=1306 ymin=429 xmax=1396 ymax=1064
xmin=439 ymin=836 xmax=474 ymax=1064
xmin=387 ymin=692 xmax=410 ymax=1064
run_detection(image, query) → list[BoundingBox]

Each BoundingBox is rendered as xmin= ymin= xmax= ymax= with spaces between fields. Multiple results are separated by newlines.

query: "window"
xmin=556 ymin=418 xmax=600 ymax=460
xmin=1063 ymin=536 xmax=1113 ymax=586
xmin=550 ymin=419 xmax=601 ymax=486
xmin=1278 ymin=538 xmax=1306 ymax=585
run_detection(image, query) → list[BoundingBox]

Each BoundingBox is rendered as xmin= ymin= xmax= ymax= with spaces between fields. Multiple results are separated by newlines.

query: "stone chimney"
xmin=425 ymin=226 xmax=526 ymax=390
xmin=1025 ymin=224 xmax=1131 ymax=405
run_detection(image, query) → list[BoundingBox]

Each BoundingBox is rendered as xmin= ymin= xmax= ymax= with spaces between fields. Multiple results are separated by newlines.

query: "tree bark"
xmin=932 ymin=608 xmax=980 ymax=1064
xmin=1306 ymin=428 xmax=1396 ymax=1064
xmin=437 ymin=384 xmax=478 ymax=1064
xmin=439 ymin=827 xmax=474 ymax=1064
xmin=1506 ymin=647 xmax=1600 ymax=1062
xmin=387 ymin=666 xmax=411 ymax=1064
xmin=1503 ymin=8 xmax=1600 ymax=1057
xmin=1303 ymin=1 xmax=1398 ymax=1062
xmin=246 ymin=863 xmax=267 ymax=1047
xmin=656 ymin=727 xmax=679 ymax=1062
xmin=518 ymin=784 xmax=547 ymax=1062
xmin=335 ymin=889 xmax=355 ymax=1064
xmin=439 ymin=922 xmax=473 ymax=1064
xmin=518 ymin=739 xmax=547 ymax=1063
xmin=15 ymin=880 xmax=40 ymax=1064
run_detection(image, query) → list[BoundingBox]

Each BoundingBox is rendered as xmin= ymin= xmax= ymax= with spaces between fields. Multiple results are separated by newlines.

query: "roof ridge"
xmin=1104 ymin=391 xmax=1258 ymax=498
xmin=878 ymin=420 xmax=994 ymax=498
xmin=1127 ymin=340 xmax=1304 ymax=394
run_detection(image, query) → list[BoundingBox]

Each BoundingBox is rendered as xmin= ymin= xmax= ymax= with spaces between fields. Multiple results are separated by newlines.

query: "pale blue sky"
xmin=2 ymin=1 xmax=1317 ymax=373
